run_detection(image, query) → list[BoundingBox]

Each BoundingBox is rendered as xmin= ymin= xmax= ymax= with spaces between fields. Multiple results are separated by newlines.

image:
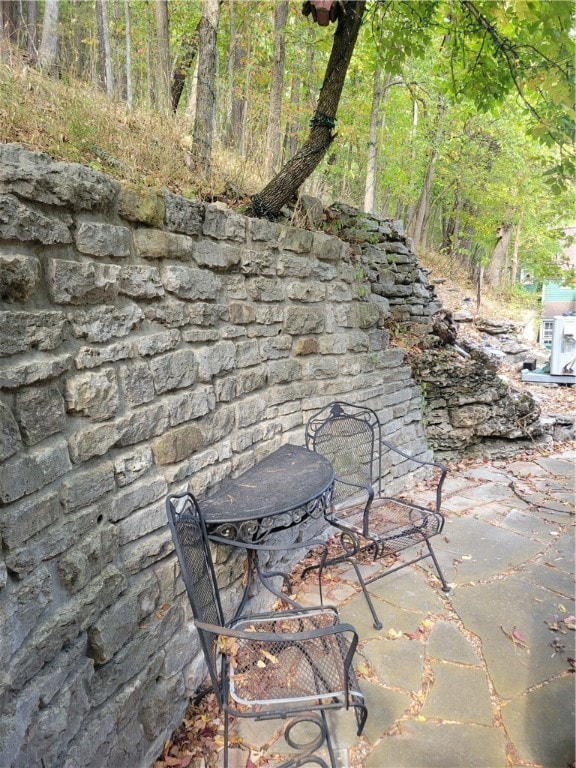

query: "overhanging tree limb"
xmin=251 ymin=0 xmax=366 ymax=219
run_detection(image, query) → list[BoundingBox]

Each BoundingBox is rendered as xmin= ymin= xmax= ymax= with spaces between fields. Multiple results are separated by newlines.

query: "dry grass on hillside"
xmin=0 ymin=52 xmax=265 ymax=200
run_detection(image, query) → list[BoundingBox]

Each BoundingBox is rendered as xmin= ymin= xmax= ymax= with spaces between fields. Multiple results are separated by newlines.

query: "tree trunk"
xmin=124 ymin=0 xmax=133 ymax=107
xmin=193 ymin=0 xmax=220 ymax=175
xmin=510 ymin=215 xmax=522 ymax=285
xmin=27 ymin=0 xmax=38 ymax=63
xmin=171 ymin=21 xmax=201 ymax=112
xmin=363 ymin=67 xmax=382 ymax=213
xmin=154 ymin=0 xmax=171 ymax=113
xmin=96 ymin=0 xmax=113 ymax=95
xmin=487 ymin=223 xmax=512 ymax=287
xmin=409 ymin=100 xmax=446 ymax=249
xmin=283 ymin=70 xmax=301 ymax=159
xmin=37 ymin=0 xmax=58 ymax=74
xmin=252 ymin=0 xmax=366 ymax=219
xmin=265 ymin=1 xmax=288 ymax=177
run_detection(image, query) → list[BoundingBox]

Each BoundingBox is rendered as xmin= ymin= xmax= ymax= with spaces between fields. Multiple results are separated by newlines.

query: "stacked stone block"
xmin=0 ymin=144 xmax=431 ymax=768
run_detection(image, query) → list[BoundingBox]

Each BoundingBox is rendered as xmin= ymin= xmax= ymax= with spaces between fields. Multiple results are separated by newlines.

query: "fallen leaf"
xmin=558 ymin=604 xmax=567 ymax=613
xmin=511 ymin=628 xmax=527 ymax=646
xmin=387 ymin=628 xmax=403 ymax=640
xmin=564 ymin=616 xmax=576 ymax=630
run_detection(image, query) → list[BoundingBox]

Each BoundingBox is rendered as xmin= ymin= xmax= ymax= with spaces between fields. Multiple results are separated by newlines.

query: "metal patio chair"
xmin=304 ymin=401 xmax=450 ymax=629
xmin=166 ymin=492 xmax=367 ymax=768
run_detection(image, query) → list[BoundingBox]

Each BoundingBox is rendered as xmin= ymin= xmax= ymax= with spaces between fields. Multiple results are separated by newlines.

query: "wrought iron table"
xmin=200 ymin=443 xmax=335 ymax=607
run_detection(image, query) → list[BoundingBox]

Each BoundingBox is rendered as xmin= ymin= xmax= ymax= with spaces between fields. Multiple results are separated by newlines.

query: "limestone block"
xmin=246 ymin=277 xmax=285 ymax=302
xmin=196 ymin=341 xmax=235 ymax=382
xmin=302 ymin=357 xmax=340 ymax=380
xmin=119 ymin=264 xmax=164 ymax=299
xmin=0 ymin=439 xmax=71 ymax=503
xmin=0 ymin=400 xmax=21 ymax=461
xmin=317 ymin=332 xmax=350 ymax=355
xmin=149 ymin=348 xmax=198 ymax=394
xmin=276 ymin=253 xmax=313 ymax=278
xmin=0 ymin=310 xmax=67 ymax=356
xmin=116 ymin=403 xmax=169 ymax=447
xmin=240 ymin=248 xmax=276 ymax=276
xmin=286 ymin=280 xmax=326 ymax=302
xmin=0 ymin=143 xmax=118 ymax=209
xmin=326 ymin=281 xmax=353 ymax=302
xmin=255 ymin=304 xmax=284 ymax=325
xmin=192 ymin=239 xmax=242 ymax=270
xmin=87 ymin=574 xmax=159 ymax=664
xmin=139 ymin=673 xmax=186 ymax=742
xmin=215 ymin=368 xmax=266 ymax=402
xmin=0 ymin=193 xmax=73 ymax=244
xmin=161 ymin=264 xmax=220 ymax=300
xmin=74 ymin=339 xmax=135 ymax=369
xmin=118 ymin=184 xmax=164 ymax=226
xmin=113 ymin=446 xmax=154 ymax=487
xmin=117 ymin=499 xmax=166 ymax=546
xmin=120 ymin=527 xmax=174 ymax=576
xmin=236 ymin=395 xmax=266 ymax=428
xmin=9 ymin=565 xmax=125 ymax=689
xmin=164 ymin=192 xmax=204 ymax=235
xmin=235 ymin=339 xmax=260 ymax=368
xmin=260 ymin=335 xmax=292 ymax=360
xmin=59 ymin=461 xmax=115 ymax=513
xmin=0 ymin=566 xmax=53 ymax=660
xmin=65 ymin=368 xmax=119 ymax=420
xmin=58 ymin=524 xmax=118 ymax=594
xmin=75 ymin=221 xmax=131 ymax=258
xmin=311 ymin=261 xmax=339 ymax=283
xmin=68 ymin=304 xmax=144 ymax=343
xmin=267 ymin=359 xmax=302 ymax=385
xmin=118 ymin=360 xmax=155 ymax=406
xmin=283 ymin=306 xmax=325 ymax=334
xmin=68 ymin=421 xmax=119 ymax=464
xmin=294 ymin=337 xmax=319 ymax=356
xmin=0 ymin=352 xmax=72 ymax=389
xmin=229 ymin=301 xmax=256 ymax=324
xmin=144 ymin=298 xmax=191 ymax=328
xmin=203 ymin=204 xmax=246 ymax=241
xmin=110 ymin=475 xmax=168 ymax=523
xmin=133 ymin=227 xmax=170 ymax=258
xmin=279 ymin=227 xmax=314 ymax=253
xmin=0 ymin=490 xmax=61 ymax=549
xmin=222 ymin=274 xmax=248 ymax=299
xmin=133 ymin=329 xmax=180 ymax=357
xmin=249 ymin=217 xmax=281 ymax=242
xmin=187 ymin=302 xmax=227 ymax=327
xmin=15 ymin=383 xmax=66 ymax=445
xmin=152 ymin=423 xmax=206 ymax=465
xmin=47 ymin=259 xmax=121 ymax=305
xmin=164 ymin=385 xmax=216 ymax=427
xmin=312 ymin=231 xmax=348 ymax=262
xmin=0 ymin=253 xmax=40 ymax=302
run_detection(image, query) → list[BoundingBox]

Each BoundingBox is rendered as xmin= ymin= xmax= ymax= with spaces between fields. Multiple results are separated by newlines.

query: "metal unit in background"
xmin=522 ymin=315 xmax=576 ymax=384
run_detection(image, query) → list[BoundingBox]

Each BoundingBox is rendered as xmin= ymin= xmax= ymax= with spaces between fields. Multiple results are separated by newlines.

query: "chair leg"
xmin=426 ymin=539 xmax=451 ymax=592
xmin=224 ymin=708 xmax=230 ymax=768
xmin=347 ymin=559 xmax=383 ymax=630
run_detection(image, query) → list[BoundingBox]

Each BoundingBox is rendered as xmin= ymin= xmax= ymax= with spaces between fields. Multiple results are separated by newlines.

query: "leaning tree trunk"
xmin=251 ymin=0 xmax=366 ymax=219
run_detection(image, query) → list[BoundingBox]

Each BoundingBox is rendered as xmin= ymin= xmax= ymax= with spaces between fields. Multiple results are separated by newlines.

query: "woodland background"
xmin=0 ymin=0 xmax=574 ymax=303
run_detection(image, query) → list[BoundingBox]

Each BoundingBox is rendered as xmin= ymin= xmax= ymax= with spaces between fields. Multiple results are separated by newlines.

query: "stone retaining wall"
xmin=0 ymin=144 xmax=435 ymax=768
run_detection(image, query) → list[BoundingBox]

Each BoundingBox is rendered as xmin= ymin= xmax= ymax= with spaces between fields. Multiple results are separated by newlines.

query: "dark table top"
xmin=201 ymin=443 xmax=335 ymax=525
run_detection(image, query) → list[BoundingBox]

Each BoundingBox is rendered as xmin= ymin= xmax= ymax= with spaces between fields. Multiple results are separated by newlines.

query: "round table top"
xmin=200 ymin=443 xmax=335 ymax=524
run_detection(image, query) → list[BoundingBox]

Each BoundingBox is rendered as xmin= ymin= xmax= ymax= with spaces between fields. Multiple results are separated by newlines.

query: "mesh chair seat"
xmin=327 ymin=497 xmax=444 ymax=553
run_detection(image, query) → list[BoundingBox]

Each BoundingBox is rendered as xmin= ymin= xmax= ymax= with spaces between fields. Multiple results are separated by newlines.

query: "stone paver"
xmin=364 ymin=721 xmax=508 ymax=768
xmin=231 ymin=451 xmax=576 ymax=768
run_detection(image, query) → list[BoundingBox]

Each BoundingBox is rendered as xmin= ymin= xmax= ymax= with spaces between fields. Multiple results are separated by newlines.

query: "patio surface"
xmin=228 ymin=447 xmax=575 ymax=768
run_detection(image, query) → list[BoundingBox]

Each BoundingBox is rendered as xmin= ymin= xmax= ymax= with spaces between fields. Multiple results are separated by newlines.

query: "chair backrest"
xmin=305 ymin=401 xmax=382 ymax=504
xmin=166 ymin=492 xmax=224 ymax=695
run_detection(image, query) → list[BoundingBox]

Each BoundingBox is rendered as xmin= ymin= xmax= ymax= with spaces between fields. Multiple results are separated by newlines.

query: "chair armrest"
xmin=380 ymin=439 xmax=447 ymax=512
xmin=195 ymin=617 xmax=360 ymax=666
